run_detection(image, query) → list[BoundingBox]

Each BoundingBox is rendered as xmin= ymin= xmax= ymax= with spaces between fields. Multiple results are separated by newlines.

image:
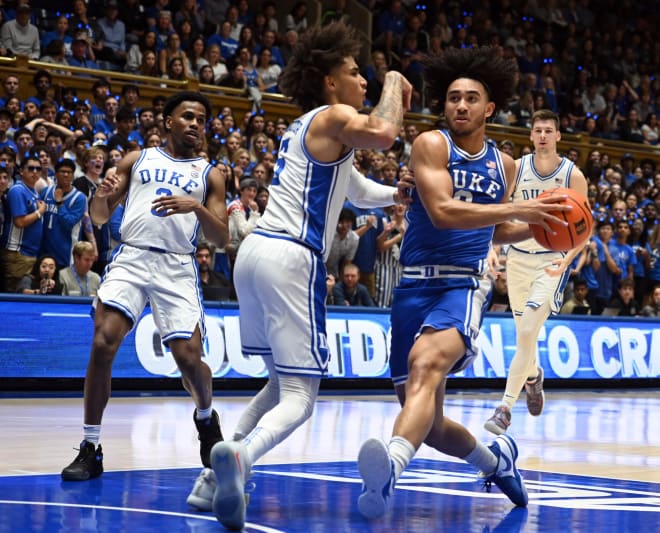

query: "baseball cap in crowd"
xmin=499 ymin=139 xmax=514 ymax=150
xmin=621 ymin=152 xmax=635 ymax=162
xmin=239 ymin=178 xmax=258 ymax=190
xmin=16 ymin=3 xmax=32 ymax=12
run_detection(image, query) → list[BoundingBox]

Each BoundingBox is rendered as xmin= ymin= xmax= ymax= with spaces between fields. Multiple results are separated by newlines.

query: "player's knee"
xmin=90 ymin=330 xmax=122 ymax=364
xmin=408 ymin=348 xmax=448 ymax=384
xmin=517 ymin=317 xmax=542 ymax=342
xmin=172 ymin=349 xmax=202 ymax=378
xmin=299 ymin=395 xmax=315 ymax=422
xmin=287 ymin=388 xmax=315 ymax=423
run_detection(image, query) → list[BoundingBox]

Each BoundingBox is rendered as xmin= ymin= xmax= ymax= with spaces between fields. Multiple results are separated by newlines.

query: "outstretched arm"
xmin=346 ymin=167 xmax=398 ymax=207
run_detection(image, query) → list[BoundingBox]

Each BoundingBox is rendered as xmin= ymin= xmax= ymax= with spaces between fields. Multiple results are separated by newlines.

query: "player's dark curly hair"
xmin=423 ymin=47 xmax=518 ymax=114
xmin=163 ymin=91 xmax=212 ymax=120
xmin=278 ymin=21 xmax=361 ymax=112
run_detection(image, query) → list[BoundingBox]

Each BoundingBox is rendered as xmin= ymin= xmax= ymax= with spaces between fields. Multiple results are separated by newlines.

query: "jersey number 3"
xmin=151 ymin=188 xmax=172 ymax=217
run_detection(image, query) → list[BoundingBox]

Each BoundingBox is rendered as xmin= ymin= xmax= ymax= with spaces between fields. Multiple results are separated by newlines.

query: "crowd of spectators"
xmin=0 ymin=0 xmax=658 ymax=316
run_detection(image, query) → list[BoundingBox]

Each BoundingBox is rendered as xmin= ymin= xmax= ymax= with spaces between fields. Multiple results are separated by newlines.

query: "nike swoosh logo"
xmin=501 ymin=451 xmax=512 ymax=474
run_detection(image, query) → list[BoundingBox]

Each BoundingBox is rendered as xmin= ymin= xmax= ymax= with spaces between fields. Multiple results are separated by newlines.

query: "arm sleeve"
xmin=346 ymin=167 xmax=396 ymax=208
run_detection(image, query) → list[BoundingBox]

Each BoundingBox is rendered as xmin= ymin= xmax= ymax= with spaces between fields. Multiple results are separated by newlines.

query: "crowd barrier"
xmin=1 ymin=295 xmax=657 ymax=386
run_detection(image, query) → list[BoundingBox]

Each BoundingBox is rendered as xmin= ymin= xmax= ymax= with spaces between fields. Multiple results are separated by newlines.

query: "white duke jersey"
xmin=120 ymin=147 xmax=212 ymax=254
xmin=256 ymin=106 xmax=354 ymax=261
xmin=512 ymin=153 xmax=574 ymax=253
xmin=400 ymin=131 xmax=507 ymax=274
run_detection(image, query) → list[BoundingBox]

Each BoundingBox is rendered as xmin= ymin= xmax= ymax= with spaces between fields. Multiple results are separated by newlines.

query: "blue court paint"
xmin=1 ymin=459 xmax=657 ymax=533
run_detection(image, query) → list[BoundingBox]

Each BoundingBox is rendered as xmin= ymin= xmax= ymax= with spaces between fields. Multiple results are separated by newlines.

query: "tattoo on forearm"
xmin=372 ymin=75 xmax=404 ymax=126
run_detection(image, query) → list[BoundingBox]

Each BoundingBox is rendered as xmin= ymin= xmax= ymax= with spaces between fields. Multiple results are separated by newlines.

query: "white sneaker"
xmin=357 ymin=438 xmax=395 ymax=519
xmin=186 ymin=468 xmax=216 ymax=511
xmin=211 ymin=441 xmax=251 ymax=531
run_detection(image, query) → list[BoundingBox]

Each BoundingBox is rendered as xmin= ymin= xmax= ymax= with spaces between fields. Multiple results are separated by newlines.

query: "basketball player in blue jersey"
xmin=205 ymin=22 xmax=412 ymax=530
xmin=61 ymin=92 xmax=229 ymax=483
xmin=357 ymin=47 xmax=574 ymax=519
xmin=484 ymin=110 xmax=588 ymax=435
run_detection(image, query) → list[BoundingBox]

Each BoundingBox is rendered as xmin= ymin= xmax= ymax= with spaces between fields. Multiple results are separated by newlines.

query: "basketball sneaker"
xmin=186 ymin=467 xmax=216 ymax=511
xmin=61 ymin=440 xmax=103 ymax=481
xmin=484 ymin=405 xmax=511 ymax=435
xmin=357 ymin=438 xmax=395 ymax=519
xmin=480 ymin=434 xmax=528 ymax=507
xmin=194 ymin=409 xmax=223 ymax=468
xmin=211 ymin=440 xmax=251 ymax=531
xmin=525 ymin=367 xmax=545 ymax=416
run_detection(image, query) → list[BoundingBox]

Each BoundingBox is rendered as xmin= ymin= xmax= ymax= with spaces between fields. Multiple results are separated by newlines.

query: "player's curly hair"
xmin=278 ymin=21 xmax=361 ymax=112
xmin=423 ymin=47 xmax=518 ymax=114
xmin=162 ymin=91 xmax=212 ymax=121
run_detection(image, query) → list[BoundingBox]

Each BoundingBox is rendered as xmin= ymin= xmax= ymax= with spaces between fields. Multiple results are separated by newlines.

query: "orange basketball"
xmin=530 ymin=187 xmax=593 ymax=252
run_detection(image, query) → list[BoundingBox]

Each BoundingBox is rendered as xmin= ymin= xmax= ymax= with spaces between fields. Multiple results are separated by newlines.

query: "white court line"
xmin=40 ymin=313 xmax=90 ymax=318
xmin=0 ymin=500 xmax=285 ymax=532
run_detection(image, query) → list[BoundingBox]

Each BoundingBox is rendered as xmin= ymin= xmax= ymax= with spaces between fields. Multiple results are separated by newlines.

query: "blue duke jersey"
xmin=512 ymin=153 xmax=574 ymax=253
xmin=400 ymin=131 xmax=507 ymax=273
xmin=256 ymin=106 xmax=355 ymax=261
xmin=120 ymin=147 xmax=212 ymax=254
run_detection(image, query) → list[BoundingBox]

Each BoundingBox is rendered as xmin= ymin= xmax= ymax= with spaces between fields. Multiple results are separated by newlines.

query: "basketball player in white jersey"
xmin=61 ymin=92 xmax=229 ymax=483
xmin=484 ymin=109 xmax=588 ymax=435
xmin=205 ymin=22 xmax=412 ymax=530
xmin=356 ymin=49 xmax=574 ymax=520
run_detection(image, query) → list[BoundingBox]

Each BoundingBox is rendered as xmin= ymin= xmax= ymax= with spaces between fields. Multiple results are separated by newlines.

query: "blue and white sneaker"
xmin=186 ymin=468 xmax=216 ymax=511
xmin=211 ymin=441 xmax=251 ymax=530
xmin=357 ymin=438 xmax=395 ymax=519
xmin=481 ymin=434 xmax=528 ymax=507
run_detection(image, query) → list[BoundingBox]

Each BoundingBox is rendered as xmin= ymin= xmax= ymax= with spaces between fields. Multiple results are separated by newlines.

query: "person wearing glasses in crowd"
xmin=1 ymin=153 xmax=46 ymax=292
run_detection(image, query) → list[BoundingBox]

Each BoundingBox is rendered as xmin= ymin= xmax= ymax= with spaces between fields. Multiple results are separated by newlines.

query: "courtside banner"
xmin=0 ymin=297 xmax=658 ymax=379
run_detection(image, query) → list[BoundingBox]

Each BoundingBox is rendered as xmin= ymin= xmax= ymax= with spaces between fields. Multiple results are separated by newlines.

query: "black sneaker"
xmin=61 ymin=440 xmax=103 ymax=481
xmin=194 ymin=409 xmax=223 ymax=468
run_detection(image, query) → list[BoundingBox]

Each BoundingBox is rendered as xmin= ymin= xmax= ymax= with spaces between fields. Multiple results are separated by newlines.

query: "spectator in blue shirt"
xmin=96 ymin=0 xmax=127 ymax=71
xmin=207 ymin=20 xmax=238 ymax=61
xmin=374 ymin=0 xmax=407 ymax=62
xmin=39 ymin=158 xmax=87 ymax=269
xmin=67 ymin=38 xmax=99 ymax=70
xmin=1 ymin=153 xmax=46 ymax=292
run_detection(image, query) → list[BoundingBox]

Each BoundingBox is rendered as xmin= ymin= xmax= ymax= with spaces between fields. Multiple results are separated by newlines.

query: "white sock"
xmin=463 ymin=441 xmax=498 ymax=474
xmin=195 ymin=405 xmax=213 ymax=420
xmin=83 ymin=424 xmax=101 ymax=446
xmin=388 ymin=436 xmax=416 ymax=483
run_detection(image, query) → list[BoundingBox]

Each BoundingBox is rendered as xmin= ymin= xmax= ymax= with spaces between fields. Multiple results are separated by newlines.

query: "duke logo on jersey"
xmin=138 ymin=167 xmax=199 ymax=194
xmin=451 ymin=168 xmax=502 ymax=200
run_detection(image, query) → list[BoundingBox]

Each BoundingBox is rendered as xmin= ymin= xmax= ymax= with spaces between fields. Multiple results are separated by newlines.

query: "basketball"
xmin=530 ymin=187 xmax=593 ymax=252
